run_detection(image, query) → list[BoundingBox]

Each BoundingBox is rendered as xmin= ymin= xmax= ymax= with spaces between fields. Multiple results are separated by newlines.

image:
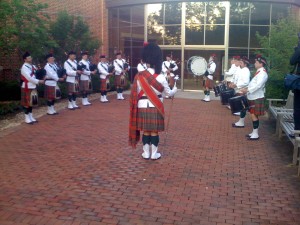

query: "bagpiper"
xmin=129 ymin=42 xmax=177 ymax=160
xmin=44 ymin=53 xmax=65 ymax=115
xmin=78 ymin=51 xmax=96 ymax=106
xmin=113 ymin=52 xmax=130 ymax=100
xmin=64 ymin=51 xmax=82 ymax=110
xmin=161 ymin=54 xmax=178 ymax=90
xmin=20 ymin=52 xmax=44 ymax=124
xmin=97 ymin=55 xmax=113 ymax=103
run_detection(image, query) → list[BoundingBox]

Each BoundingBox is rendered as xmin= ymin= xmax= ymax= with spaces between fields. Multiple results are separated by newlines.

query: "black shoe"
xmin=289 ymin=134 xmax=295 ymax=139
xmin=232 ymin=123 xmax=244 ymax=128
xmin=247 ymin=137 xmax=260 ymax=141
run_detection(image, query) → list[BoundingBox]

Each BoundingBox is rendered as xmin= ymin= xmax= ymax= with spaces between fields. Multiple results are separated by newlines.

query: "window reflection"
xmin=250 ymin=26 xmax=269 ymax=48
xmin=230 ymin=2 xmax=252 ymax=24
xmin=251 ymin=3 xmax=270 ymax=25
xmin=271 ymin=4 xmax=290 ymax=21
xmin=229 ymin=25 xmax=249 ymax=47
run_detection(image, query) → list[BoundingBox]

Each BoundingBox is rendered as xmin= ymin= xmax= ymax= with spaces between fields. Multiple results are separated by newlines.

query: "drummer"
xmin=229 ymin=56 xmax=250 ymax=115
xmin=224 ymin=56 xmax=240 ymax=84
xmin=232 ymin=55 xmax=268 ymax=140
xmin=202 ymin=53 xmax=217 ymax=102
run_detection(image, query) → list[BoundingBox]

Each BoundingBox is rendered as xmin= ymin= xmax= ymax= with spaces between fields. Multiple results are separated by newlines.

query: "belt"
xmin=140 ymin=95 xmax=162 ymax=99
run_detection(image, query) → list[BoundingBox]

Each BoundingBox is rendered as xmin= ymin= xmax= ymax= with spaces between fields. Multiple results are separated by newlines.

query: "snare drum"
xmin=220 ymin=89 xmax=235 ymax=105
xmin=228 ymin=95 xmax=249 ymax=114
xmin=213 ymin=83 xmax=227 ymax=97
xmin=187 ymin=56 xmax=207 ymax=76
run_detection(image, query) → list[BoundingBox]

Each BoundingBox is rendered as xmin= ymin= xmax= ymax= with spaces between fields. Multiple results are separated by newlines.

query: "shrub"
xmin=0 ymin=81 xmax=21 ymax=101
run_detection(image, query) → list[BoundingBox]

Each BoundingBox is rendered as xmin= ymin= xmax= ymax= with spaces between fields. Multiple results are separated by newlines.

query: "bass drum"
xmin=187 ymin=56 xmax=207 ymax=76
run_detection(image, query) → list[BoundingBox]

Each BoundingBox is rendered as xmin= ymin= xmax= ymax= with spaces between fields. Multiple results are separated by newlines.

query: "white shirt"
xmin=98 ymin=62 xmax=110 ymax=79
xmin=206 ymin=61 xmax=216 ymax=80
xmin=21 ymin=63 xmax=39 ymax=89
xmin=137 ymin=63 xmax=148 ymax=72
xmin=247 ymin=67 xmax=268 ymax=100
xmin=113 ymin=59 xmax=130 ymax=75
xmin=137 ymin=68 xmax=176 ymax=108
xmin=44 ymin=63 xmax=59 ymax=87
xmin=79 ymin=59 xmax=91 ymax=81
xmin=162 ymin=60 xmax=178 ymax=74
xmin=235 ymin=67 xmax=250 ymax=89
xmin=232 ymin=66 xmax=241 ymax=84
xmin=64 ymin=59 xmax=78 ymax=83
xmin=224 ymin=64 xmax=237 ymax=82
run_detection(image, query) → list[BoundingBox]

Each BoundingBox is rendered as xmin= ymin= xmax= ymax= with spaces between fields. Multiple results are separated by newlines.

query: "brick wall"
xmin=0 ymin=0 xmax=109 ymax=81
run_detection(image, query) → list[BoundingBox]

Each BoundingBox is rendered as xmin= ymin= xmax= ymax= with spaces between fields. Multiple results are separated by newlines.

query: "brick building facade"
xmin=0 ymin=0 xmax=109 ymax=81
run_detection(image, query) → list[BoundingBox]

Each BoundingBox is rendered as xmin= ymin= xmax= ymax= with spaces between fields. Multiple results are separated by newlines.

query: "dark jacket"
xmin=290 ymin=46 xmax=300 ymax=74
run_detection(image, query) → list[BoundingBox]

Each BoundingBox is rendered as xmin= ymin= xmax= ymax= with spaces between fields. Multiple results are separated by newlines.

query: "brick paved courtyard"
xmin=1 ymin=93 xmax=300 ymax=225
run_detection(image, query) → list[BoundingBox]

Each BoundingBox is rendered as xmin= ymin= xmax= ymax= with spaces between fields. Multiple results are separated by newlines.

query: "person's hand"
xmin=77 ymin=70 xmax=83 ymax=74
xmin=38 ymin=80 xmax=44 ymax=84
xmin=91 ymin=71 xmax=96 ymax=75
xmin=58 ymin=77 xmax=65 ymax=82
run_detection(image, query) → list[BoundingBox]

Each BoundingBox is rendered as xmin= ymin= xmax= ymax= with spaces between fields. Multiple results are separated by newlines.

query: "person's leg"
xmin=233 ymin=109 xmax=246 ymax=128
xmin=142 ymin=131 xmax=151 ymax=159
xmin=249 ymin=113 xmax=259 ymax=140
xmin=150 ymin=132 xmax=161 ymax=160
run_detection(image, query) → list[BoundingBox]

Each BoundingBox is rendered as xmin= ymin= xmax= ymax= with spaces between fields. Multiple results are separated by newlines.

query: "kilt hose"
xmin=21 ymin=88 xmax=34 ymax=107
xmin=80 ymin=80 xmax=90 ymax=93
xmin=67 ymin=82 xmax=78 ymax=94
xmin=137 ymin=107 xmax=165 ymax=132
xmin=114 ymin=75 xmax=126 ymax=88
xmin=100 ymin=78 xmax=107 ymax=92
xmin=205 ymin=78 xmax=214 ymax=89
xmin=248 ymin=98 xmax=265 ymax=116
xmin=44 ymin=85 xmax=56 ymax=100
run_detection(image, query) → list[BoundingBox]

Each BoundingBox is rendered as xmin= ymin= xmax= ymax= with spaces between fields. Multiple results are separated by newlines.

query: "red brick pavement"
xmin=1 ymin=94 xmax=300 ymax=225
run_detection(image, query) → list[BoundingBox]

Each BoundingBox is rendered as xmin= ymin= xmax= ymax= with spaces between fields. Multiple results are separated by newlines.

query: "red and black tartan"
xmin=67 ymin=82 xmax=78 ymax=94
xmin=167 ymin=75 xmax=175 ymax=88
xmin=114 ymin=75 xmax=127 ymax=87
xmin=44 ymin=85 xmax=56 ymax=100
xmin=248 ymin=98 xmax=265 ymax=116
xmin=21 ymin=88 xmax=36 ymax=107
xmin=137 ymin=107 xmax=165 ymax=132
xmin=205 ymin=78 xmax=214 ymax=89
xmin=80 ymin=80 xmax=90 ymax=92
xmin=100 ymin=78 xmax=107 ymax=92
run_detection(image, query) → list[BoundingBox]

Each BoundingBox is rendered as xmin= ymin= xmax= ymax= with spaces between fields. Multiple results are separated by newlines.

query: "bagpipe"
xmin=35 ymin=64 xmax=46 ymax=80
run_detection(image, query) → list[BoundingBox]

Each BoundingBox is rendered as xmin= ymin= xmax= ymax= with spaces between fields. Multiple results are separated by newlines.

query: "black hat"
xmin=241 ymin=56 xmax=249 ymax=65
xmin=68 ymin=51 xmax=76 ymax=56
xmin=100 ymin=54 xmax=106 ymax=59
xmin=115 ymin=52 xmax=121 ymax=56
xmin=255 ymin=54 xmax=267 ymax=66
xmin=166 ymin=54 xmax=172 ymax=58
xmin=22 ymin=51 xmax=31 ymax=60
xmin=142 ymin=42 xmax=163 ymax=74
xmin=45 ymin=53 xmax=54 ymax=60
xmin=81 ymin=51 xmax=89 ymax=56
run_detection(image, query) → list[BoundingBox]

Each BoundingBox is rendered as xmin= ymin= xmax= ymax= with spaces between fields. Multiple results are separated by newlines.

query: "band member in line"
xmin=129 ymin=43 xmax=177 ymax=160
xmin=20 ymin=52 xmax=44 ymax=124
xmin=229 ymin=56 xmax=250 ymax=115
xmin=113 ymin=52 xmax=130 ymax=100
xmin=79 ymin=51 xmax=96 ymax=106
xmin=224 ymin=56 xmax=240 ymax=84
xmin=98 ymin=55 xmax=113 ymax=103
xmin=44 ymin=53 xmax=66 ymax=115
xmin=137 ymin=59 xmax=148 ymax=72
xmin=232 ymin=55 xmax=268 ymax=140
xmin=64 ymin=51 xmax=82 ymax=110
xmin=202 ymin=54 xmax=217 ymax=102
xmin=162 ymin=54 xmax=178 ymax=90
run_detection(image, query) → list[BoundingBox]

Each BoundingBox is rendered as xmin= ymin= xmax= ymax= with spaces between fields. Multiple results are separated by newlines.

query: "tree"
xmin=0 ymin=0 xmax=57 ymax=64
xmin=50 ymin=11 xmax=101 ymax=63
xmin=256 ymin=16 xmax=299 ymax=99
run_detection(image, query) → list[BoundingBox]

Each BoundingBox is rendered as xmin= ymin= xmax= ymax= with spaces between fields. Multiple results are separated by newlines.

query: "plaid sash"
xmin=129 ymin=70 xmax=164 ymax=148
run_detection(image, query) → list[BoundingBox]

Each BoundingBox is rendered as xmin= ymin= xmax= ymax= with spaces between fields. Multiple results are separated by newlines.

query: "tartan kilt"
xmin=114 ymin=75 xmax=127 ymax=87
xmin=67 ymin=82 xmax=79 ymax=94
xmin=248 ymin=98 xmax=265 ymax=116
xmin=80 ymin=80 xmax=90 ymax=92
xmin=21 ymin=88 xmax=36 ymax=107
xmin=205 ymin=78 xmax=214 ymax=89
xmin=137 ymin=108 xmax=165 ymax=132
xmin=100 ymin=78 xmax=107 ymax=92
xmin=44 ymin=85 xmax=56 ymax=100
